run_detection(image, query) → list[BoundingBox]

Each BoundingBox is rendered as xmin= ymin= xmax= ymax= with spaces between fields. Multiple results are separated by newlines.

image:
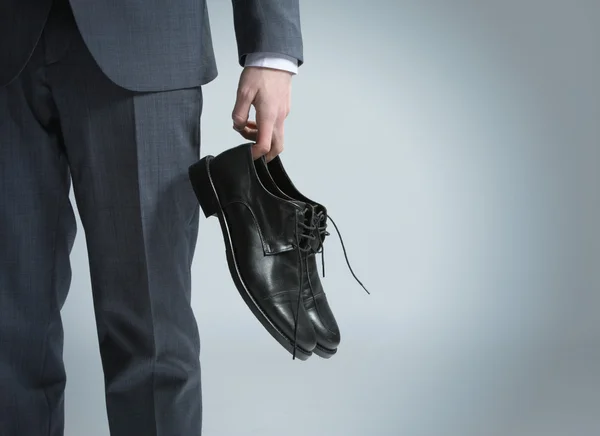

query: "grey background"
xmin=61 ymin=1 xmax=600 ymax=435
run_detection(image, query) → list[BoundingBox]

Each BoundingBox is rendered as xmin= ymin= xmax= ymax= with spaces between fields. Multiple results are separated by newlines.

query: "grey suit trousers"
xmin=0 ymin=1 xmax=203 ymax=435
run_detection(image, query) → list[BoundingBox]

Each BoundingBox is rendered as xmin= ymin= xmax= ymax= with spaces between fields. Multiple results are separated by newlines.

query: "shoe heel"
xmin=189 ymin=156 xmax=220 ymax=218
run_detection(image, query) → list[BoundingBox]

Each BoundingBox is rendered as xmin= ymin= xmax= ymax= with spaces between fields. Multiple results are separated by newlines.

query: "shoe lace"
xmin=291 ymin=206 xmax=317 ymax=359
xmin=314 ymin=211 xmax=370 ymax=295
xmin=290 ymin=207 xmax=370 ymax=359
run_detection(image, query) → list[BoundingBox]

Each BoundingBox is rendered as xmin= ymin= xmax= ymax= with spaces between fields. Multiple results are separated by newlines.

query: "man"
xmin=0 ymin=0 xmax=302 ymax=434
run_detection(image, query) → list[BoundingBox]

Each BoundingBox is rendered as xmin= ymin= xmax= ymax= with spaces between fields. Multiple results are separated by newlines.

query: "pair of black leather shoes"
xmin=188 ymin=143 xmax=367 ymax=360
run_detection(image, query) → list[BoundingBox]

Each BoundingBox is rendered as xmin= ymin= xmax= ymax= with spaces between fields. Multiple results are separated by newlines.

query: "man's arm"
xmin=231 ymin=0 xmax=303 ymax=69
xmin=230 ymin=0 xmax=303 ymax=160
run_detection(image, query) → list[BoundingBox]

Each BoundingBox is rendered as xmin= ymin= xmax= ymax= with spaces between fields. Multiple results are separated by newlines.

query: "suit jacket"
xmin=0 ymin=0 xmax=303 ymax=90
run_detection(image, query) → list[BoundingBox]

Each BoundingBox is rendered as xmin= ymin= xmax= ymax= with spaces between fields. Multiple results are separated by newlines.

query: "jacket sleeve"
xmin=231 ymin=0 xmax=304 ymax=67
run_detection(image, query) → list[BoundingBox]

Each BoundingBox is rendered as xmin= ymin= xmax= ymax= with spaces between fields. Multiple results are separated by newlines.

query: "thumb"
xmin=252 ymin=110 xmax=275 ymax=159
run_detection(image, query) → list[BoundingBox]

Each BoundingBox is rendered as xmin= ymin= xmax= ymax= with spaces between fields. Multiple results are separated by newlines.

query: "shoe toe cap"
xmin=268 ymin=295 xmax=317 ymax=352
xmin=306 ymin=293 xmax=341 ymax=351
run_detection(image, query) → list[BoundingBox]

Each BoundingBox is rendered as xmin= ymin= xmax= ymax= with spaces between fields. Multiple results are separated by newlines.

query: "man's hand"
xmin=232 ymin=66 xmax=292 ymax=161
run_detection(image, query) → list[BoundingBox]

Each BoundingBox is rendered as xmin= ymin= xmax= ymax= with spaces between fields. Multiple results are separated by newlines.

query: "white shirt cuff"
xmin=244 ymin=52 xmax=299 ymax=75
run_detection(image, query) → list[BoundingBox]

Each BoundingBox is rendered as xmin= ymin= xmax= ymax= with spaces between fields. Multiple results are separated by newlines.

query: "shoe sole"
xmin=313 ymin=344 xmax=337 ymax=359
xmin=189 ymin=156 xmax=313 ymax=361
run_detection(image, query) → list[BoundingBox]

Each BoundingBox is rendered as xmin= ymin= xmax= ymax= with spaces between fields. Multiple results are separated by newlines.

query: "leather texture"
xmin=0 ymin=0 xmax=303 ymax=91
xmin=188 ymin=144 xmax=317 ymax=359
xmin=266 ymin=155 xmax=342 ymax=357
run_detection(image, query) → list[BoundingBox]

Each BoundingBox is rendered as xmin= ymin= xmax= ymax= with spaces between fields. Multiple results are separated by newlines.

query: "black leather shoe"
xmin=266 ymin=155 xmax=370 ymax=359
xmin=188 ymin=144 xmax=317 ymax=360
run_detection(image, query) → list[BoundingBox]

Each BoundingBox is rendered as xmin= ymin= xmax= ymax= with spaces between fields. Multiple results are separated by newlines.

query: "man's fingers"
xmin=252 ymin=110 xmax=276 ymax=159
xmin=234 ymin=125 xmax=258 ymax=141
xmin=266 ymin=121 xmax=284 ymax=162
xmin=231 ymin=87 xmax=256 ymax=131
xmin=235 ymin=118 xmax=283 ymax=161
